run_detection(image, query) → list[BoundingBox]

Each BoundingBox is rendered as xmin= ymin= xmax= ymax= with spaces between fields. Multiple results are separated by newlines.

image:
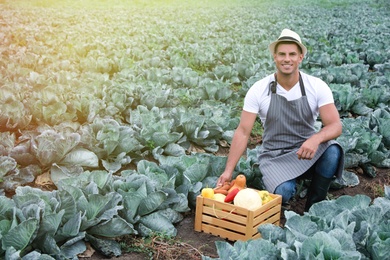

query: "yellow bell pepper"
xmin=258 ymin=190 xmax=273 ymax=204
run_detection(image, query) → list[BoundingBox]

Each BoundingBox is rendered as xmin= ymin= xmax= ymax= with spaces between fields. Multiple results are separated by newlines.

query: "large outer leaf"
xmin=300 ymin=232 xmax=342 ymax=259
xmin=85 ymin=233 xmax=122 ymax=258
xmin=57 ymin=190 xmax=78 ymax=222
xmin=157 ymin=188 xmax=190 ymax=213
xmin=59 ymin=147 xmax=99 ymax=168
xmin=55 ymin=212 xmax=82 ymax=242
xmin=137 ymin=160 xmax=169 ymax=190
xmin=138 ymin=191 xmax=167 ymax=216
xmin=82 ymin=192 xmax=121 ymax=220
xmin=113 ymin=126 xmax=144 ymax=154
xmin=138 ymin=211 xmax=176 ymax=237
xmin=118 ymin=190 xmax=143 ymax=224
xmin=0 ymin=196 xmax=15 ymax=217
xmin=151 ymin=131 xmax=183 ymax=148
xmin=328 ymin=228 xmax=357 ymax=252
xmin=214 ymin=241 xmax=240 ymax=260
xmin=1 ymin=218 xmax=39 ymax=251
xmin=258 ymin=223 xmax=286 ymax=244
xmin=79 ymin=192 xmax=123 ymax=231
xmin=40 ymin=234 xmax=62 ymax=256
xmin=285 ymin=214 xmax=318 ymax=243
xmin=335 ymin=194 xmax=371 ymax=211
xmin=37 ymin=210 xmax=65 ymax=238
xmin=183 ymin=161 xmax=208 ymax=183
xmin=60 ymin=239 xmax=86 ymax=259
xmin=87 ymin=216 xmax=136 ymax=237
xmin=20 ymin=251 xmax=56 ymax=259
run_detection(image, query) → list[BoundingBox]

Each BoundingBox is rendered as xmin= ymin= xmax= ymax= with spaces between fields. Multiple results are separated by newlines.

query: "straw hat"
xmin=269 ymin=29 xmax=307 ymax=56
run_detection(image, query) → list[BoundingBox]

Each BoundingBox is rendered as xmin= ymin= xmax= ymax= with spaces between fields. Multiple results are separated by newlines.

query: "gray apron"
xmin=258 ymin=73 xmax=343 ymax=193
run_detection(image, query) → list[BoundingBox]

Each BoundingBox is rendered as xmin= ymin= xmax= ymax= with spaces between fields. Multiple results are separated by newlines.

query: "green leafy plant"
xmin=206 ymin=187 xmax=390 ymax=260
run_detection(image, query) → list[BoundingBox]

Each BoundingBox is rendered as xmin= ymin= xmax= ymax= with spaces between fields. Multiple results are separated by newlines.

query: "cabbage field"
xmin=0 ymin=0 xmax=389 ymax=259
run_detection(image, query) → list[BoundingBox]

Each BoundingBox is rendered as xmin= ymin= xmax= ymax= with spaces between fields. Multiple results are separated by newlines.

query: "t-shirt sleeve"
xmin=243 ymin=86 xmax=260 ymax=114
xmin=317 ymin=78 xmax=334 ymax=107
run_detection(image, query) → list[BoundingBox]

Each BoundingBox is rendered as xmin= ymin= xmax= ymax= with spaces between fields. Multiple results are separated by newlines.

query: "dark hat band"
xmin=278 ymin=36 xmax=300 ymax=43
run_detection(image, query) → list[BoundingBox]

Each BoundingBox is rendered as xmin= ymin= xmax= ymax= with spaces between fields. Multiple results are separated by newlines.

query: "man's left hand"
xmin=296 ymin=138 xmax=319 ymax=160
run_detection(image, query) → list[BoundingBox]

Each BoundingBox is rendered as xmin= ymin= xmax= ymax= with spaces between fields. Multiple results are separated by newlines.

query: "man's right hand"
xmin=216 ymin=171 xmax=232 ymax=187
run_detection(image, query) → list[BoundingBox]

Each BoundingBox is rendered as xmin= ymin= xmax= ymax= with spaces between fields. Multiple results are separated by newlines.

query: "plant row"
xmin=0 ymin=151 xmax=254 ymax=258
xmin=1 ymin=147 xmax=389 ymax=259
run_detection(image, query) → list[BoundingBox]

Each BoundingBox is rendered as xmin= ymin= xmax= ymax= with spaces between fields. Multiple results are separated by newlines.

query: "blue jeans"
xmin=274 ymin=144 xmax=342 ymax=204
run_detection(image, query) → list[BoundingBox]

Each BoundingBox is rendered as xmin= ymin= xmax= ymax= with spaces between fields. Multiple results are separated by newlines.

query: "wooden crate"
xmin=194 ymin=192 xmax=282 ymax=241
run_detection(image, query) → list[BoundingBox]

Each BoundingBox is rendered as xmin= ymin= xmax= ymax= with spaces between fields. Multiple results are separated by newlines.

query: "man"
xmin=217 ymin=29 xmax=344 ymax=211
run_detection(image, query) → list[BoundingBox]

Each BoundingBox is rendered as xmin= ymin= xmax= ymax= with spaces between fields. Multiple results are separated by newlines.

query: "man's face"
xmin=273 ymin=43 xmax=303 ymax=76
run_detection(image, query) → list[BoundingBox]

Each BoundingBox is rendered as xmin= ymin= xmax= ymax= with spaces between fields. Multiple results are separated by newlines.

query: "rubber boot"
xmin=304 ymin=175 xmax=333 ymax=212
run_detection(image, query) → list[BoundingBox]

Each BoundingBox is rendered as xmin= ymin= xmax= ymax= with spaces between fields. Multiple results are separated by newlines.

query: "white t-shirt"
xmin=243 ymin=72 xmax=334 ymax=124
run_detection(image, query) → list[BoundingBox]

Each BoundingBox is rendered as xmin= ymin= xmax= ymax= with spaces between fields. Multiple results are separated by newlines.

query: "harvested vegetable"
xmin=213 ymin=193 xmax=226 ymax=210
xmin=201 ymin=188 xmax=214 ymax=198
xmin=213 ymin=193 xmax=226 ymax=203
xmin=213 ymin=189 xmax=228 ymax=195
xmin=234 ymin=188 xmax=262 ymax=210
xmin=214 ymin=181 xmax=231 ymax=195
xmin=224 ymin=188 xmax=240 ymax=203
xmin=258 ymin=190 xmax=273 ymax=204
xmin=227 ymin=174 xmax=246 ymax=193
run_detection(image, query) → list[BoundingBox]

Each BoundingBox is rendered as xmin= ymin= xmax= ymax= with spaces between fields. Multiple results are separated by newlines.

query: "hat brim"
xmin=269 ymin=40 xmax=307 ymax=56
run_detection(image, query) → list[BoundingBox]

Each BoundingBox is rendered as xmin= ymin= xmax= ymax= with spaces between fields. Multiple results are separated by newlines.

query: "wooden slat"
xmin=203 ymin=198 xmax=249 ymax=215
xmin=201 ymin=214 xmax=247 ymax=233
xmin=201 ymin=223 xmax=245 ymax=241
xmin=194 ymin=196 xmax=204 ymax=232
xmin=253 ymin=205 xmax=281 ymax=226
xmin=251 ymin=212 xmax=281 ymax=236
xmin=252 ymin=233 xmax=261 ymax=240
xmin=245 ymin=210 xmax=254 ymax=240
xmin=202 ymin=206 xmax=247 ymax=223
xmin=265 ymin=213 xmax=281 ymax=225
xmin=253 ymin=194 xmax=282 ymax=215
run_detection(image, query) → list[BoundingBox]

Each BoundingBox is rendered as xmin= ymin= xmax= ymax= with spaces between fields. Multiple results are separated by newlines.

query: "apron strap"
xmin=268 ymin=73 xmax=277 ymax=95
xmin=299 ymin=73 xmax=306 ymax=96
xmin=268 ymin=72 xmax=306 ymax=96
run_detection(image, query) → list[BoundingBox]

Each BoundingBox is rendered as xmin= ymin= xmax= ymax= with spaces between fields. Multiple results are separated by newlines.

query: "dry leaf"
xmin=78 ymin=242 xmax=95 ymax=258
xmin=35 ymin=171 xmax=54 ymax=186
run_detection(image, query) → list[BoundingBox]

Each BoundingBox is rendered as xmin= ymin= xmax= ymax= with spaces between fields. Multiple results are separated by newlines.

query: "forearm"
xmin=298 ymin=120 xmax=342 ymax=160
xmin=223 ymin=129 xmax=250 ymax=177
xmin=312 ymin=121 xmax=342 ymax=144
xmin=217 ymin=110 xmax=257 ymax=185
xmin=314 ymin=103 xmax=343 ymax=144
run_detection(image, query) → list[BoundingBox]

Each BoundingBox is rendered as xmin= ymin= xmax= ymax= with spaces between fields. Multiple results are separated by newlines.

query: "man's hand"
xmin=296 ymin=137 xmax=319 ymax=160
xmin=297 ymin=103 xmax=342 ymax=160
xmin=216 ymin=171 xmax=232 ymax=187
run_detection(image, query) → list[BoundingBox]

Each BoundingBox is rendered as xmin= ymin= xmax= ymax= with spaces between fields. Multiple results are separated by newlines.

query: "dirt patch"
xmin=86 ymin=165 xmax=389 ymax=260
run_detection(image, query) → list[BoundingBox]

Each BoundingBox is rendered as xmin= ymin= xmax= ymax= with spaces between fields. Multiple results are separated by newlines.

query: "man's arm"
xmin=297 ymin=103 xmax=342 ymax=160
xmin=217 ymin=110 xmax=258 ymax=186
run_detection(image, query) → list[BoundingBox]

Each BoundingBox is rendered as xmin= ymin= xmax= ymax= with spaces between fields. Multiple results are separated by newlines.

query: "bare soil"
xmin=85 ymin=147 xmax=390 ymax=260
